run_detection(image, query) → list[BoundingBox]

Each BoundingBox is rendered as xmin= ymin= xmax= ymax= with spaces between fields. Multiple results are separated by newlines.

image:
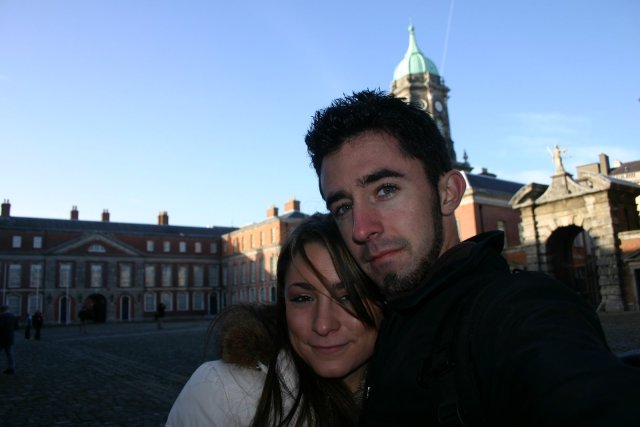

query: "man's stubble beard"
xmin=381 ymin=196 xmax=444 ymax=298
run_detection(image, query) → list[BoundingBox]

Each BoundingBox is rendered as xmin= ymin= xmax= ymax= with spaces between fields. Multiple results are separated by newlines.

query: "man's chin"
xmin=382 ymin=272 xmax=420 ymax=298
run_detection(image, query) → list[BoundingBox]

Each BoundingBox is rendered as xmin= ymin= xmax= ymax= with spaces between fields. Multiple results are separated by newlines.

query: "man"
xmin=0 ymin=304 xmax=18 ymax=374
xmin=305 ymin=89 xmax=640 ymax=426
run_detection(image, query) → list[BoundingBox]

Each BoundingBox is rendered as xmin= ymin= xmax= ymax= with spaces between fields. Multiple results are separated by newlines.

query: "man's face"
xmin=320 ymin=131 xmax=443 ymax=297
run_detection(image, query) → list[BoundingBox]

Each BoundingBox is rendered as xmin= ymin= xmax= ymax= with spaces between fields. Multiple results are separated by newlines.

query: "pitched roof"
xmin=0 ymin=216 xmax=236 ymax=238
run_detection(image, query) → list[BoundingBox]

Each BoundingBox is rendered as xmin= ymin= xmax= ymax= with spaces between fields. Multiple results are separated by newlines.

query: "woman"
xmin=166 ymin=213 xmax=383 ymax=426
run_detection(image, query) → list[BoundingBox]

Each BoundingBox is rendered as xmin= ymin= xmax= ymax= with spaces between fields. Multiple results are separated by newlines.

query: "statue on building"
xmin=548 ymin=144 xmax=567 ymax=173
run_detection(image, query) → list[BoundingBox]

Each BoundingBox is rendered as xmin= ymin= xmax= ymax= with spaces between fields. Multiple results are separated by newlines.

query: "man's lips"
xmin=365 ymin=247 xmax=403 ymax=266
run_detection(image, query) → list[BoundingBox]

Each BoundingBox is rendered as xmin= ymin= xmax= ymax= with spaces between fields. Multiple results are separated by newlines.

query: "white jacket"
xmin=166 ymin=352 xmax=297 ymax=427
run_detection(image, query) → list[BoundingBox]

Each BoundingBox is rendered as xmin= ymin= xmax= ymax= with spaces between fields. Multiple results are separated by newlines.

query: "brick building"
xmin=0 ymin=198 xmax=308 ymax=324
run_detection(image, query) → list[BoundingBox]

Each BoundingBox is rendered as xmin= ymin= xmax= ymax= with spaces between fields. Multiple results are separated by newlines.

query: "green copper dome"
xmin=393 ymin=25 xmax=439 ymax=80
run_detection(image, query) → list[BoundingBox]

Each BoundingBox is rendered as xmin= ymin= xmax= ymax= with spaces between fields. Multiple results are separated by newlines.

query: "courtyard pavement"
xmin=0 ymin=312 xmax=639 ymax=427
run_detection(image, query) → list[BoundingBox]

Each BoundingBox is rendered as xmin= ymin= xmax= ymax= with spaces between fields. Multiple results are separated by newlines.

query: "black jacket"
xmin=359 ymin=231 xmax=640 ymax=426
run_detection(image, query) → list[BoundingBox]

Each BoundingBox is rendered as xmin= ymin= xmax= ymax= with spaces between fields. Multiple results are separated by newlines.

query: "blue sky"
xmin=1 ymin=0 xmax=638 ymax=227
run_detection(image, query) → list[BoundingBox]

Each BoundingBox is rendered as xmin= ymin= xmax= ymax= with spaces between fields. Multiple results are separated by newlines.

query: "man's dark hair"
xmin=305 ymin=89 xmax=452 ymax=194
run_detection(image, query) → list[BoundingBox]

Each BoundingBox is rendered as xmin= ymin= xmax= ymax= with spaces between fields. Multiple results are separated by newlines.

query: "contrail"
xmin=440 ymin=0 xmax=455 ymax=76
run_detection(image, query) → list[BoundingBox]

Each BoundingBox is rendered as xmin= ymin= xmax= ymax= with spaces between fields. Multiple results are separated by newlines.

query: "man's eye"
xmin=332 ymin=203 xmax=352 ymax=218
xmin=377 ymin=184 xmax=398 ymax=198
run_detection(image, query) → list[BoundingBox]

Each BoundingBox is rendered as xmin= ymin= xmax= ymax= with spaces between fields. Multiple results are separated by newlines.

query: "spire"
xmin=393 ymin=25 xmax=439 ymax=81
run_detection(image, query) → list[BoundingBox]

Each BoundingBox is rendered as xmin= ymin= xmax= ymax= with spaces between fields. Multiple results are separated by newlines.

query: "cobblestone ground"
xmin=0 ymin=313 xmax=638 ymax=427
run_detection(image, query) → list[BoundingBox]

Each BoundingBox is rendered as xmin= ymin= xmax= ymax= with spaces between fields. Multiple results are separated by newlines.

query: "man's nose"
xmin=312 ymin=298 xmax=340 ymax=336
xmin=352 ymin=204 xmax=382 ymax=243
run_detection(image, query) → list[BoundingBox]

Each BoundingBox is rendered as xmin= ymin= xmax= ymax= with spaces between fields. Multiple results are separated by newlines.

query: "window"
xmin=195 ymin=242 xmax=202 ymax=253
xmin=232 ymin=265 xmax=238 ymax=286
xmin=146 ymin=240 xmax=154 ymax=252
xmin=30 ymin=264 xmax=43 ymax=288
xmin=59 ymin=263 xmax=72 ymax=288
xmin=193 ymin=292 xmax=204 ymax=310
xmin=233 ymin=239 xmax=238 ymax=253
xmin=179 ymin=241 xmax=187 ymax=253
xmin=270 ymin=255 xmax=277 ymax=279
xmin=12 ymin=235 xmax=22 ymax=248
xmin=8 ymin=264 xmax=21 ymax=288
xmin=162 ymin=265 xmax=172 ymax=287
xmin=176 ymin=292 xmax=188 ymax=311
xmin=222 ymin=265 xmax=228 ymax=286
xmin=90 ymin=264 xmax=103 ymax=288
xmin=211 ymin=242 xmax=218 ymax=254
xmin=88 ymin=244 xmax=106 ymax=253
xmin=260 ymin=288 xmax=266 ymax=302
xmin=209 ymin=265 xmax=218 ymax=286
xmin=250 ymin=260 xmax=256 ymax=283
xmin=259 ymin=258 xmax=265 ymax=282
xmin=163 ymin=241 xmax=171 ymax=252
xmin=33 ymin=236 xmax=43 ymax=249
xmin=249 ymin=288 xmax=256 ymax=302
xmin=178 ymin=265 xmax=188 ymax=287
xmin=144 ymin=293 xmax=156 ymax=312
xmin=496 ymin=221 xmax=508 ymax=248
xmin=193 ymin=265 xmax=204 ymax=287
xmin=240 ymin=262 xmax=246 ymax=284
xmin=6 ymin=295 xmax=20 ymax=316
xmin=119 ymin=264 xmax=132 ymax=287
xmin=28 ymin=294 xmax=42 ymax=314
xmin=161 ymin=292 xmax=173 ymax=311
xmin=270 ymin=286 xmax=276 ymax=303
xmin=145 ymin=265 xmax=156 ymax=287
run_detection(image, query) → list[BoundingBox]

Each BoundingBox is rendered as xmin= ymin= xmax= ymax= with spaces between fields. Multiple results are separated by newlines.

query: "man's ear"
xmin=438 ymin=170 xmax=466 ymax=216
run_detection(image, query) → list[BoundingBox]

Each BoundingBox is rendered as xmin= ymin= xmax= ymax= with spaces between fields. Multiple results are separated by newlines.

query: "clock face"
xmin=435 ymin=100 xmax=443 ymax=112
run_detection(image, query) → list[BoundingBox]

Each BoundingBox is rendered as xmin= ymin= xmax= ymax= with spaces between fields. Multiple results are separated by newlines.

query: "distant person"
xmin=78 ymin=307 xmax=89 ymax=334
xmin=0 ymin=304 xmax=18 ymax=374
xmin=24 ymin=312 xmax=32 ymax=339
xmin=32 ymin=311 xmax=44 ymax=340
xmin=156 ymin=302 xmax=166 ymax=329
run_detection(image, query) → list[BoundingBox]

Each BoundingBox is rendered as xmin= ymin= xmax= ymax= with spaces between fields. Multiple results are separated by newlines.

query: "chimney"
xmin=1 ymin=199 xmax=10 ymax=217
xmin=598 ymin=153 xmax=610 ymax=175
xmin=158 ymin=211 xmax=169 ymax=225
xmin=71 ymin=206 xmax=79 ymax=220
xmin=102 ymin=209 xmax=110 ymax=222
xmin=266 ymin=205 xmax=279 ymax=218
xmin=284 ymin=198 xmax=301 ymax=213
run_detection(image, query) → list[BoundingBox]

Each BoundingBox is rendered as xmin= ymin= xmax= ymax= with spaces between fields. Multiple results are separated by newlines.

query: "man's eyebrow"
xmin=358 ymin=168 xmax=404 ymax=186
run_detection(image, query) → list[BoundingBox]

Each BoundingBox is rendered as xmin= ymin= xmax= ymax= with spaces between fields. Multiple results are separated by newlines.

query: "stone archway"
xmin=546 ymin=225 xmax=601 ymax=309
xmin=87 ymin=294 xmax=108 ymax=323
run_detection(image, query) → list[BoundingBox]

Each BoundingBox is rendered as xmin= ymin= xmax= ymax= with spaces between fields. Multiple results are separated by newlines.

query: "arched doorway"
xmin=546 ymin=225 xmax=601 ymax=309
xmin=87 ymin=294 xmax=108 ymax=323
xmin=209 ymin=294 xmax=218 ymax=315
xmin=121 ymin=296 xmax=130 ymax=321
xmin=59 ymin=296 xmax=70 ymax=324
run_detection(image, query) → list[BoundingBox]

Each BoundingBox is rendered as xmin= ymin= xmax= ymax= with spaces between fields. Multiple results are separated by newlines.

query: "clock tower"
xmin=391 ymin=25 xmax=471 ymax=171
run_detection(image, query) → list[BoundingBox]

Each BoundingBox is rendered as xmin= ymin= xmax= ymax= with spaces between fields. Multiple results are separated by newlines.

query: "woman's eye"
xmin=336 ymin=294 xmax=352 ymax=304
xmin=289 ymin=295 xmax=313 ymax=304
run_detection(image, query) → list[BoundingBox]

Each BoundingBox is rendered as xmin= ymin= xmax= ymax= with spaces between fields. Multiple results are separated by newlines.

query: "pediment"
xmin=48 ymin=233 xmax=140 ymax=256
xmin=535 ymin=171 xmax=609 ymax=205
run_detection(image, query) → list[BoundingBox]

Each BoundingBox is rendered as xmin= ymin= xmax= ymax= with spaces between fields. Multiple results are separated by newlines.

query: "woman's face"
xmin=285 ymin=242 xmax=381 ymax=391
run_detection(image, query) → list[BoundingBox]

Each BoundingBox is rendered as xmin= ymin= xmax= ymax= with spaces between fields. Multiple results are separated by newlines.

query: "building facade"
xmin=0 ymin=199 xmax=306 ymax=324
